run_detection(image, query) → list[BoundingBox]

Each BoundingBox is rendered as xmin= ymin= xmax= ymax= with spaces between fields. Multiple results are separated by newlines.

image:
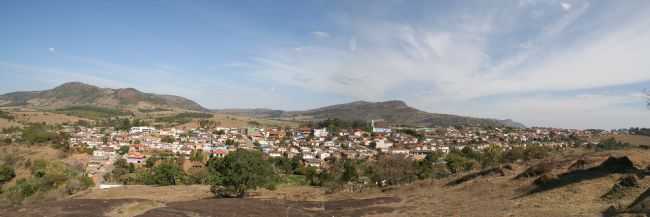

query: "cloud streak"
xmin=244 ymin=1 xmax=650 ymax=128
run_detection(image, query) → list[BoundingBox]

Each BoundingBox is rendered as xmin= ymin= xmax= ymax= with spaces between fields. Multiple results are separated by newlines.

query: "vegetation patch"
xmin=0 ymin=160 xmax=94 ymax=205
xmin=447 ymin=165 xmax=511 ymax=186
xmin=0 ymin=110 xmax=14 ymax=120
xmin=137 ymin=108 xmax=172 ymax=113
xmin=55 ymin=105 xmax=131 ymax=119
xmin=155 ymin=112 xmax=213 ymax=125
xmin=601 ymin=175 xmax=639 ymax=200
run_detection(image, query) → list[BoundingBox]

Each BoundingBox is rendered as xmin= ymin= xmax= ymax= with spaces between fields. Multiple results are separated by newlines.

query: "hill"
xmin=0 ymin=82 xmax=206 ymax=112
xmin=216 ymin=100 xmax=525 ymax=128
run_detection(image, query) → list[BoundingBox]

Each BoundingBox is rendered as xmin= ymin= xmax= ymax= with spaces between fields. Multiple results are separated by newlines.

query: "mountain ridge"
xmin=0 ymin=82 xmax=525 ymax=128
xmin=215 ymin=100 xmax=526 ymax=128
xmin=0 ymin=82 xmax=206 ymax=111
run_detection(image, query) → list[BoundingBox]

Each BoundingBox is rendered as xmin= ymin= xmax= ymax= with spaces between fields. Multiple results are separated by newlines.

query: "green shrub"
xmin=0 ymin=164 xmax=16 ymax=185
xmin=3 ymin=160 xmax=92 ymax=204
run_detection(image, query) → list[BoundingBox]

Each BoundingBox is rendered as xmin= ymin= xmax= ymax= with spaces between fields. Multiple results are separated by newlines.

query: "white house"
xmin=313 ymin=128 xmax=329 ymax=138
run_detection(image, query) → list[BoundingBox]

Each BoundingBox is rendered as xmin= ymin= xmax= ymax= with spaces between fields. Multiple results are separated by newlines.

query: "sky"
xmin=1 ymin=0 xmax=649 ymax=129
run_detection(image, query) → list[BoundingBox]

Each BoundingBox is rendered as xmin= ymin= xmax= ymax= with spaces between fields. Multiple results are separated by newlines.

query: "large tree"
xmin=368 ymin=154 xmax=417 ymax=186
xmin=208 ymin=149 xmax=276 ymax=197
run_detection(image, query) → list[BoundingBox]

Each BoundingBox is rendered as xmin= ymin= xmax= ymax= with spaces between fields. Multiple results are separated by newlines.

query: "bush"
xmin=594 ymin=138 xmax=631 ymax=151
xmin=3 ymin=160 xmax=93 ymax=204
xmin=0 ymin=164 xmax=16 ymax=185
xmin=524 ymin=145 xmax=551 ymax=160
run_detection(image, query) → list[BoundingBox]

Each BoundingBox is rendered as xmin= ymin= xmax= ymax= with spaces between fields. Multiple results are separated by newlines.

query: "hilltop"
xmin=216 ymin=100 xmax=525 ymax=128
xmin=0 ymin=82 xmax=205 ymax=112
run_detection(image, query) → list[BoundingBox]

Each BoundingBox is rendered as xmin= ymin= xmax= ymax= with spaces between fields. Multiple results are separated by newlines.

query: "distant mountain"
xmin=216 ymin=100 xmax=526 ymax=128
xmin=0 ymin=82 xmax=206 ymax=111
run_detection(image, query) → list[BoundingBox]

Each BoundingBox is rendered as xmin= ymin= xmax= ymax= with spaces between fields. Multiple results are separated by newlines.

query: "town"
xmin=61 ymin=118 xmax=621 ymax=185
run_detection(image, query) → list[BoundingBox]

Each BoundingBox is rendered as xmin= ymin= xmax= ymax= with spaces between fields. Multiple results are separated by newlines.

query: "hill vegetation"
xmin=0 ymin=82 xmax=205 ymax=112
xmin=55 ymin=105 xmax=131 ymax=119
xmin=217 ymin=100 xmax=525 ymax=128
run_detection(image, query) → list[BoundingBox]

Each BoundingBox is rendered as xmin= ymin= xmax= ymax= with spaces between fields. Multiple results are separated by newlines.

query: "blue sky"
xmin=1 ymin=0 xmax=649 ymax=129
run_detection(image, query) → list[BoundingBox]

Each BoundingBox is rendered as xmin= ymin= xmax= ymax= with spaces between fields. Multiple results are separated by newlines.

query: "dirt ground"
xmin=0 ymin=118 xmax=21 ymax=129
xmin=76 ymin=185 xmax=214 ymax=203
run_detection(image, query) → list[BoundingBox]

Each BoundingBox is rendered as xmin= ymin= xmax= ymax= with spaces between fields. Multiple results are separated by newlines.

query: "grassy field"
xmin=613 ymin=134 xmax=650 ymax=146
xmin=55 ymin=106 xmax=131 ymax=119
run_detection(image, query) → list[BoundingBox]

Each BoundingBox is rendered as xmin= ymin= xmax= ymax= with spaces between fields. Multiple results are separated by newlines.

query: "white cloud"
xmin=561 ymin=2 xmax=572 ymax=11
xmin=311 ymin=31 xmax=331 ymax=38
xmin=348 ymin=37 xmax=357 ymax=51
xmin=48 ymin=47 xmax=56 ymax=53
xmin=243 ymin=1 xmax=650 ymax=128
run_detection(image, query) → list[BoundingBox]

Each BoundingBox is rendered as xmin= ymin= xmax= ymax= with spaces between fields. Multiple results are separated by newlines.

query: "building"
xmin=127 ymin=152 xmax=145 ymax=164
xmin=371 ymin=120 xmax=392 ymax=133
xmin=313 ymin=128 xmax=329 ymax=138
xmin=130 ymin=126 xmax=156 ymax=134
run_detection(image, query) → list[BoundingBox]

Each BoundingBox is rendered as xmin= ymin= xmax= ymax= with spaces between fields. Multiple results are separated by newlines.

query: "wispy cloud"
xmin=243 ymin=1 xmax=650 ymax=128
xmin=311 ymin=31 xmax=331 ymax=39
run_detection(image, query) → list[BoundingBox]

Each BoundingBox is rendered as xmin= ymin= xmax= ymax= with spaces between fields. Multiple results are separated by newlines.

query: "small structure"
xmin=127 ymin=152 xmax=145 ymax=164
xmin=371 ymin=120 xmax=392 ymax=133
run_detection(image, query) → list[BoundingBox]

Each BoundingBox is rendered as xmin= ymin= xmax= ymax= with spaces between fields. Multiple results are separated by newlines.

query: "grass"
xmin=55 ymin=106 xmax=131 ymax=119
xmin=0 ymin=110 xmax=14 ymax=120
xmin=613 ymin=134 xmax=650 ymax=146
xmin=137 ymin=108 xmax=172 ymax=113
xmin=155 ymin=112 xmax=214 ymax=125
xmin=280 ymin=175 xmax=307 ymax=187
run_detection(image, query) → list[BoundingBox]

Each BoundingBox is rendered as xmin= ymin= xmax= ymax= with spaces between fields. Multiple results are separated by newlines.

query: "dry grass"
xmin=0 ymin=118 xmax=21 ymax=129
xmin=613 ymin=134 xmax=650 ymax=146
xmin=77 ymin=185 xmax=214 ymax=203
xmin=174 ymin=113 xmax=300 ymax=129
xmin=6 ymin=148 xmax=650 ymax=217
xmin=105 ymin=200 xmax=165 ymax=217
xmin=11 ymin=111 xmax=89 ymax=125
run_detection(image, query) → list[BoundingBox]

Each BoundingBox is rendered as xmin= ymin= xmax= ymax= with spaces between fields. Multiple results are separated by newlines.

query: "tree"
xmin=117 ymin=145 xmax=130 ymax=155
xmin=149 ymin=161 xmax=184 ymax=186
xmin=369 ymin=154 xmax=417 ymax=186
xmin=415 ymin=153 xmax=438 ymax=179
xmin=304 ymin=166 xmax=321 ymax=186
xmin=270 ymin=156 xmax=293 ymax=175
xmin=208 ymin=149 xmax=276 ymax=197
xmin=107 ymin=159 xmax=130 ymax=184
xmin=445 ymin=152 xmax=478 ymax=174
xmin=161 ymin=135 xmax=175 ymax=143
xmin=341 ymin=159 xmax=359 ymax=182
xmin=524 ymin=145 xmax=550 ymax=160
xmin=189 ymin=149 xmax=206 ymax=162
xmin=479 ymin=145 xmax=503 ymax=168
xmin=369 ymin=142 xmax=377 ymax=149
xmin=503 ymin=146 xmax=526 ymax=163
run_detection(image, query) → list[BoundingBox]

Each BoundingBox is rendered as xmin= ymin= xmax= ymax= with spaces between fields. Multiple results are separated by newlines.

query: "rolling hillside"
xmin=216 ymin=100 xmax=525 ymax=128
xmin=0 ymin=82 xmax=206 ymax=112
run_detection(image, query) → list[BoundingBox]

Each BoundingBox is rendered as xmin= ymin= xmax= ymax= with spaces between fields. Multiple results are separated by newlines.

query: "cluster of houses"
xmin=60 ymin=120 xmax=617 ymax=184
